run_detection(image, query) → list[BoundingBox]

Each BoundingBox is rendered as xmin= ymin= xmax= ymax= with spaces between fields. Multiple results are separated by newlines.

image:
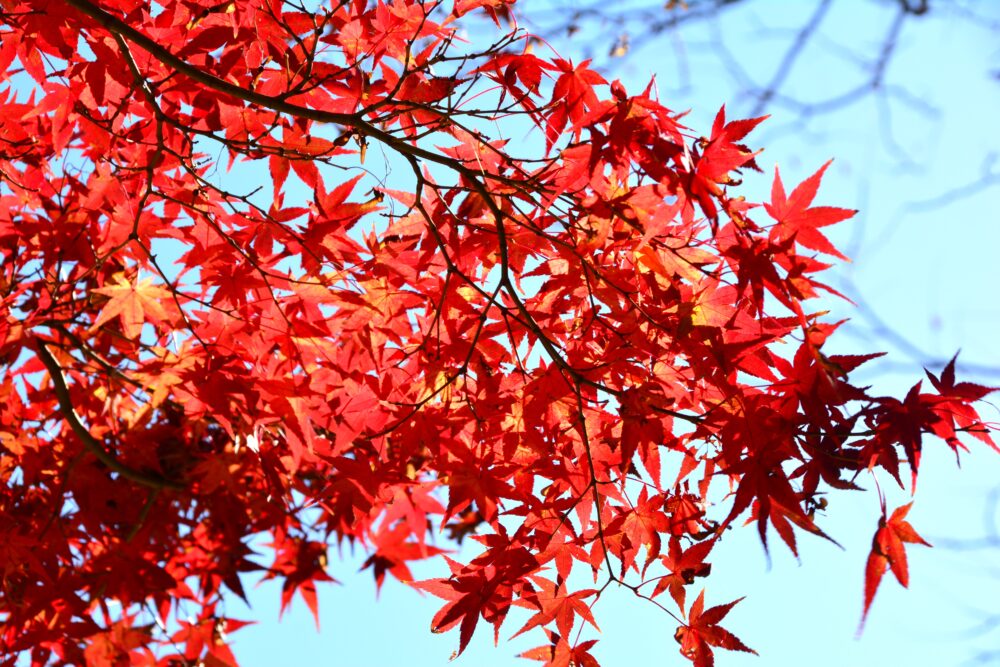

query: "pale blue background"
xmin=207 ymin=2 xmax=1000 ymax=665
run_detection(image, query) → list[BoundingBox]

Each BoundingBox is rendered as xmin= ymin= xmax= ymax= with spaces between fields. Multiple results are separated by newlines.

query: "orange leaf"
xmin=91 ymin=273 xmax=172 ymax=339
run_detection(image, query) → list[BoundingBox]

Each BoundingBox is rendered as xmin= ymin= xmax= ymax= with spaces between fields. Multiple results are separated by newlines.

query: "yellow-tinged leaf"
xmin=417 ymin=370 xmax=454 ymax=404
xmin=0 ymin=431 xmax=24 ymax=455
xmin=691 ymin=280 xmax=735 ymax=328
xmin=91 ymin=274 xmax=173 ymax=339
xmin=633 ymin=245 xmax=673 ymax=284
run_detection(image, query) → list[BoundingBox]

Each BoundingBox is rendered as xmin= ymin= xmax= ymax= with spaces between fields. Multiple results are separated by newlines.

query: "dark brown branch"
xmin=62 ymin=0 xmax=517 ymax=189
xmin=33 ymin=338 xmax=184 ymax=490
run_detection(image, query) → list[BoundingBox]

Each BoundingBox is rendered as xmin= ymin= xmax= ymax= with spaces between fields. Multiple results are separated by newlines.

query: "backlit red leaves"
xmin=653 ymin=538 xmax=714 ymax=609
xmin=261 ymin=537 xmax=335 ymax=628
xmin=697 ymin=107 xmax=767 ymax=187
xmin=689 ymin=106 xmax=766 ymax=220
xmin=361 ymin=522 xmax=446 ymax=593
xmin=453 ymin=0 xmax=514 ymax=24
xmin=546 ymin=58 xmax=607 ymax=150
xmin=925 ymin=355 xmax=999 ymax=453
xmin=675 ymin=591 xmax=756 ymax=667
xmin=169 ymin=615 xmax=253 ymax=667
xmin=861 ymin=503 xmax=931 ymax=627
xmin=604 ymin=487 xmax=670 ymax=574
xmin=765 ymin=161 xmax=856 ymax=259
xmin=512 ymin=576 xmax=599 ymax=641
xmin=413 ymin=541 xmax=538 ymax=657
xmin=0 ymin=0 xmax=995 ymax=665
xmin=519 ymin=631 xmax=600 ymax=667
xmin=91 ymin=273 xmax=174 ymax=339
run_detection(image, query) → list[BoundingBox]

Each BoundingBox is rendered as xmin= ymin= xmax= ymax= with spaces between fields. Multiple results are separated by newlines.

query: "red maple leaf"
xmin=91 ymin=273 xmax=174 ymax=339
xmin=689 ymin=106 xmax=767 ymax=219
xmin=546 ymin=58 xmax=607 ymax=151
xmin=453 ymin=0 xmax=514 ymax=24
xmin=675 ymin=590 xmax=756 ymax=667
xmin=652 ymin=537 xmax=714 ymax=609
xmin=765 ymin=160 xmax=856 ymax=259
xmin=861 ymin=502 xmax=931 ymax=627
xmin=511 ymin=576 xmax=599 ymax=641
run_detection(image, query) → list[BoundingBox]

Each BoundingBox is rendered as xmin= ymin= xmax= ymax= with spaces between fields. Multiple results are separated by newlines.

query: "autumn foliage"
xmin=0 ymin=0 xmax=996 ymax=665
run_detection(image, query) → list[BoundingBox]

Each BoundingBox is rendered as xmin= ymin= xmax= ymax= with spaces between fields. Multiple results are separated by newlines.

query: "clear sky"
xmin=224 ymin=2 xmax=1000 ymax=666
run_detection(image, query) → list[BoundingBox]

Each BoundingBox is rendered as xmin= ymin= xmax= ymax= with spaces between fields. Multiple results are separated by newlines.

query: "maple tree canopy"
xmin=0 ymin=1 xmax=996 ymax=665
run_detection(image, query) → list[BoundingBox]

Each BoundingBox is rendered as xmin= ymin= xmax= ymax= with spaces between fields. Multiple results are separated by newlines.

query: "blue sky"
xmin=206 ymin=1 xmax=1000 ymax=665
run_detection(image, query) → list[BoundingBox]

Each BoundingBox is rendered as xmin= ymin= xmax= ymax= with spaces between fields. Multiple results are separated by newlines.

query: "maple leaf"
xmin=604 ymin=487 xmax=670 ymax=574
xmin=519 ymin=631 xmax=600 ymax=667
xmin=696 ymin=107 xmax=767 ymax=186
xmin=926 ymin=354 xmax=997 ymax=403
xmin=413 ymin=535 xmax=538 ymax=657
xmin=861 ymin=502 xmax=931 ymax=628
xmin=546 ymin=58 xmax=607 ymax=150
xmin=412 ymin=573 xmax=488 ymax=657
xmin=690 ymin=279 xmax=737 ymax=328
xmin=453 ymin=0 xmax=513 ymax=25
xmin=652 ymin=538 xmax=713 ymax=609
xmin=689 ymin=106 xmax=767 ymax=219
xmin=476 ymin=52 xmax=556 ymax=98
xmin=924 ymin=354 xmax=999 ymax=453
xmin=511 ymin=576 xmax=599 ymax=641
xmin=675 ymin=590 xmax=756 ymax=667
xmin=764 ymin=161 xmax=856 ymax=259
xmin=360 ymin=522 xmax=446 ymax=593
xmin=261 ymin=537 xmax=336 ymax=629
xmin=91 ymin=273 xmax=173 ymax=339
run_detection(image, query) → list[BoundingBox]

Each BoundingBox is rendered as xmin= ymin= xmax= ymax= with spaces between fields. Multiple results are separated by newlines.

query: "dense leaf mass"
xmin=0 ymin=1 xmax=995 ymax=665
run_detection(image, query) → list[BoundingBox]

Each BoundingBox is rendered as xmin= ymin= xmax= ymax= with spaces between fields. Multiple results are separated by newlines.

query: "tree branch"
xmin=33 ymin=338 xmax=184 ymax=490
xmin=61 ymin=0 xmax=508 ymax=187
